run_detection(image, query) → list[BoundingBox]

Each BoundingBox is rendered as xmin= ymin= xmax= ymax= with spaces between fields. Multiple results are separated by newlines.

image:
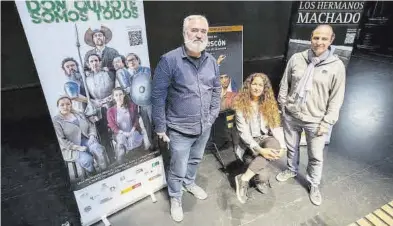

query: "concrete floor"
xmin=92 ymin=55 xmax=393 ymax=226
xmin=2 ymin=54 xmax=393 ymax=226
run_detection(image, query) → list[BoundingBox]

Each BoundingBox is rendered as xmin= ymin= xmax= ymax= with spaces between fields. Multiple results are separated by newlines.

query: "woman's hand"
xmin=120 ymin=130 xmax=132 ymax=137
xmin=88 ymin=116 xmax=98 ymax=123
xmin=258 ymin=148 xmax=279 ymax=160
xmin=273 ymin=148 xmax=286 ymax=159
xmin=88 ymin=135 xmax=97 ymax=146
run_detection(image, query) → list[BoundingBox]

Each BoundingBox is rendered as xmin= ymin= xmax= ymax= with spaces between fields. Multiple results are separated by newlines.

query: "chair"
xmin=207 ymin=109 xmax=238 ymax=170
xmin=65 ymin=160 xmax=86 ymax=183
xmin=224 ymin=109 xmax=239 ymax=152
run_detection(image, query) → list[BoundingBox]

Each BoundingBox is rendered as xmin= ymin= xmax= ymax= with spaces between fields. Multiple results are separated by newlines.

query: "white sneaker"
xmin=170 ymin=197 xmax=183 ymax=222
xmin=309 ymin=185 xmax=322 ymax=206
xmin=235 ymin=175 xmax=248 ymax=204
xmin=183 ymin=184 xmax=208 ymax=200
xmin=276 ymin=169 xmax=297 ymax=182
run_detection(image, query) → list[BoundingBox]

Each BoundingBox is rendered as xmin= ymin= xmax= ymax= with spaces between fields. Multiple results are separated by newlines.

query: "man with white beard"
xmin=151 ymin=15 xmax=221 ymax=222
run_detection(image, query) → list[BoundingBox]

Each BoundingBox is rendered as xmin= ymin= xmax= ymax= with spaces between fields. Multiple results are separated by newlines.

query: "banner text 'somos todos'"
xmin=26 ymin=0 xmax=139 ymax=24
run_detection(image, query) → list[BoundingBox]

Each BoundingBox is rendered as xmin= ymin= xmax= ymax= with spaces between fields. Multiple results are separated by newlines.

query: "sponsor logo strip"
xmin=148 ymin=174 xmax=162 ymax=181
xmin=121 ymin=182 xmax=142 ymax=194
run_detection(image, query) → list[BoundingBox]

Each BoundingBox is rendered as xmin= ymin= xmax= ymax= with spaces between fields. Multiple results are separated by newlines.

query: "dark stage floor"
xmin=2 ymin=54 xmax=393 ymax=226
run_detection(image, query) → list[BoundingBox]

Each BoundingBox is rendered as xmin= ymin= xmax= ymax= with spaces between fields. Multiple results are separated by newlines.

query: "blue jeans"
xmin=167 ymin=127 xmax=211 ymax=198
xmin=76 ymin=137 xmax=107 ymax=173
xmin=76 ymin=151 xmax=94 ymax=172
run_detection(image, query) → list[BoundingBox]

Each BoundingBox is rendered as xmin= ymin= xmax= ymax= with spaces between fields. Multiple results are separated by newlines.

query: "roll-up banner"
xmin=15 ymin=1 xmax=166 ymax=225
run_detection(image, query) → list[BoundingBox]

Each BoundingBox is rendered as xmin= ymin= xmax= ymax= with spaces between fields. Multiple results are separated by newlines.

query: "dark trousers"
xmin=243 ymin=136 xmax=280 ymax=182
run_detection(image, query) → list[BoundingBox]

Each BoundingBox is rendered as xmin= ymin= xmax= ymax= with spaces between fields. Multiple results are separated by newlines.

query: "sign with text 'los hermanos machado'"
xmin=287 ymin=1 xmax=365 ymax=66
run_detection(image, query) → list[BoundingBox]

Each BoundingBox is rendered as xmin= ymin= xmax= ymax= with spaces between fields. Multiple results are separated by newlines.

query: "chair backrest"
xmin=214 ymin=109 xmax=236 ymax=130
xmin=224 ymin=109 xmax=236 ymax=129
xmin=211 ymin=109 xmax=237 ymax=144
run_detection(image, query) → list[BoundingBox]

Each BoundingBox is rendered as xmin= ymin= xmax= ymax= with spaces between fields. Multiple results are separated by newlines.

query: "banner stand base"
xmin=150 ymin=192 xmax=157 ymax=203
xmin=101 ymin=215 xmax=111 ymax=226
xmin=98 ymin=191 xmax=157 ymax=226
xmin=81 ymin=184 xmax=167 ymax=226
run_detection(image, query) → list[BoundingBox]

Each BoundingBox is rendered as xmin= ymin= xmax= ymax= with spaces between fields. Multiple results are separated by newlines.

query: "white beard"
xmin=184 ymin=37 xmax=208 ymax=53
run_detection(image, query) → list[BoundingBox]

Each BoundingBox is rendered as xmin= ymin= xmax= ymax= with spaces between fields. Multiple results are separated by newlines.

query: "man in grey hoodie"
xmin=276 ymin=25 xmax=346 ymax=206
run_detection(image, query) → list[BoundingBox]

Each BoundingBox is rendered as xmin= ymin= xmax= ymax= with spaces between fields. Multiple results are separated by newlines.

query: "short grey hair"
xmin=182 ymin=15 xmax=209 ymax=34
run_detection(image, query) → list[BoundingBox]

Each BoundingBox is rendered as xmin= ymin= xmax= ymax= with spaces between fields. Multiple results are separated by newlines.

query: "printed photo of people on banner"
xmin=15 ymin=1 xmax=161 ymax=191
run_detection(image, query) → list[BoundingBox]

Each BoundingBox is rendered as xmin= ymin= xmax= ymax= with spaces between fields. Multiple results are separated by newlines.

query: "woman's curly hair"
xmin=233 ymin=73 xmax=281 ymax=128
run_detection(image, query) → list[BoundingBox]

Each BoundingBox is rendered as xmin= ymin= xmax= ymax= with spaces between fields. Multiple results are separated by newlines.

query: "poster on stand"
xmin=206 ymin=25 xmax=243 ymax=93
xmin=205 ymin=25 xmax=243 ymax=146
xmin=287 ymin=1 xmax=365 ymax=66
xmin=15 ymin=1 xmax=166 ymax=225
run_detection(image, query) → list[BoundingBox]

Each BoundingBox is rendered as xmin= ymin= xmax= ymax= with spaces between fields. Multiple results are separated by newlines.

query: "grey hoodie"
xmin=278 ymin=49 xmax=346 ymax=129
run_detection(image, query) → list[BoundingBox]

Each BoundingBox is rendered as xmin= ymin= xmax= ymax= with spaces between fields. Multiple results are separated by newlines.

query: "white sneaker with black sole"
xmin=235 ymin=174 xmax=249 ymax=204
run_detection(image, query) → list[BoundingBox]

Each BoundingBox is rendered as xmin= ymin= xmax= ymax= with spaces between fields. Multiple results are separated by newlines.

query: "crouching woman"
xmin=233 ymin=73 xmax=287 ymax=203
